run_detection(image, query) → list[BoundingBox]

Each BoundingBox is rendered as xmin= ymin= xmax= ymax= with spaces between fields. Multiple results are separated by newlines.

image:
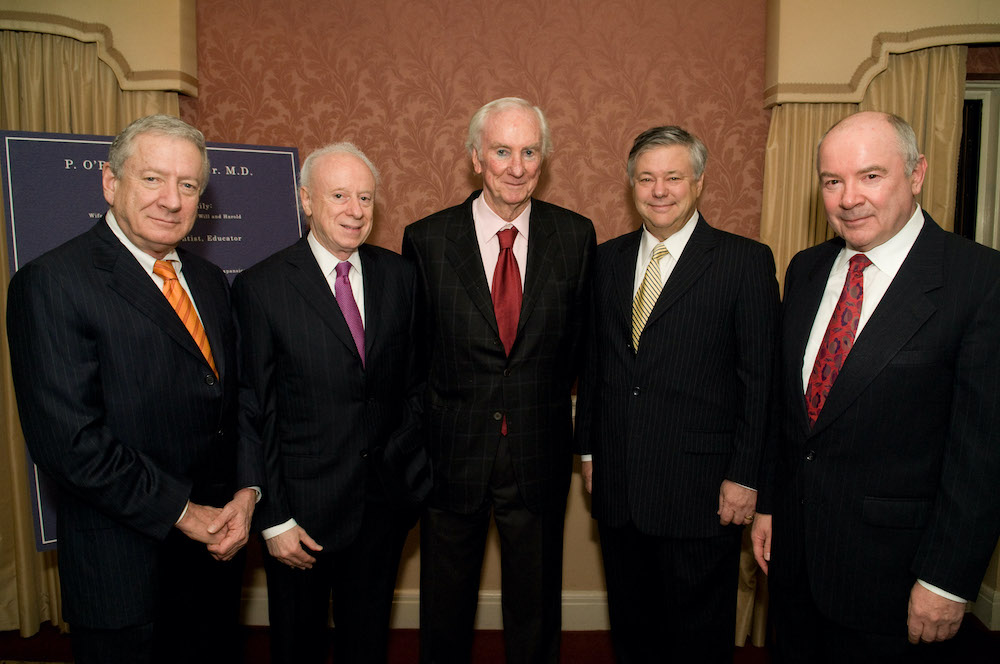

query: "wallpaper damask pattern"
xmin=179 ymin=0 xmax=769 ymax=249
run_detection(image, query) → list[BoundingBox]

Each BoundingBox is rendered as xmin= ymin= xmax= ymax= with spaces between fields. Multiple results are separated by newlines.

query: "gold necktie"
xmin=153 ymin=259 xmax=218 ymax=377
xmin=631 ymin=242 xmax=668 ymax=350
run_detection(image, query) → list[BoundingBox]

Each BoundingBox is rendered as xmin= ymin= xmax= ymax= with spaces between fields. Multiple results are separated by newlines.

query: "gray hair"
xmin=627 ymin=126 xmax=708 ymax=183
xmin=817 ymin=112 xmax=921 ymax=176
xmin=107 ymin=115 xmax=210 ymax=193
xmin=465 ymin=97 xmax=552 ymax=159
xmin=300 ymin=142 xmax=380 ymax=197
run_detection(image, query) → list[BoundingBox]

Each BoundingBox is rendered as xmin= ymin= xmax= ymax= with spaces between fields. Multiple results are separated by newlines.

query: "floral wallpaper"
xmin=179 ymin=0 xmax=770 ymax=250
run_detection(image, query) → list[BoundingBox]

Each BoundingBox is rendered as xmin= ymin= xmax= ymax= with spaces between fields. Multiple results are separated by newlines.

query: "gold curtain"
xmin=0 ymin=29 xmax=179 ymax=636
xmin=761 ymin=45 xmax=968 ymax=287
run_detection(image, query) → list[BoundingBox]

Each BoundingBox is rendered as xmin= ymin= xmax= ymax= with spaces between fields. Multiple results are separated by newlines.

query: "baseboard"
xmin=972 ymin=582 xmax=1000 ymax=630
xmin=240 ymin=588 xmax=610 ymax=631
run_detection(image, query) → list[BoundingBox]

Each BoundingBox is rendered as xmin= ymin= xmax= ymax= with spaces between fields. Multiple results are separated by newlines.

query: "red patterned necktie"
xmin=152 ymin=259 xmax=218 ymax=377
xmin=492 ymin=227 xmax=521 ymax=435
xmin=804 ymin=253 xmax=871 ymax=426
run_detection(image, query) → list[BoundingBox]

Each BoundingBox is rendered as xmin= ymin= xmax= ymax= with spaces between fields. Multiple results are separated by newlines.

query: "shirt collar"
xmin=473 ymin=193 xmax=531 ymax=244
xmin=105 ymin=210 xmax=181 ymax=276
xmin=307 ymin=231 xmax=362 ymax=277
xmin=639 ymin=210 xmax=700 ymax=261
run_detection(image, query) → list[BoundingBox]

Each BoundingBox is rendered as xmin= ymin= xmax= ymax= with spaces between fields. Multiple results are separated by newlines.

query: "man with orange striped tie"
xmin=6 ymin=115 xmax=257 ymax=664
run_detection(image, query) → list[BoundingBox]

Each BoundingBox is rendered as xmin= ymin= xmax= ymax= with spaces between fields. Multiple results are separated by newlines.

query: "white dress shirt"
xmin=473 ymin=193 xmax=529 ymax=291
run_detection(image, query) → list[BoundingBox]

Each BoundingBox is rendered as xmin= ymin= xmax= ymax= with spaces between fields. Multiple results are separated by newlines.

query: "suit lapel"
xmin=810 ymin=221 xmax=943 ymax=434
xmin=94 ymin=222 xmax=212 ymax=369
xmin=359 ymin=244 xmax=384 ymax=358
xmin=612 ymin=231 xmax=642 ymax=324
xmin=642 ymin=218 xmax=718 ymax=330
xmin=444 ymin=199 xmax=498 ymax=335
xmin=518 ymin=202 xmax=555 ymax=336
xmin=284 ymin=237 xmax=364 ymax=362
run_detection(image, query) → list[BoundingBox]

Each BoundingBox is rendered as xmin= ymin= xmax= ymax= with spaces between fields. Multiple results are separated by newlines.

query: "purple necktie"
xmin=335 ymin=261 xmax=365 ymax=366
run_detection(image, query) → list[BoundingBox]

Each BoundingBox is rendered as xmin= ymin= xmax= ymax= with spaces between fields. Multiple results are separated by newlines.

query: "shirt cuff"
xmin=174 ymin=501 xmax=189 ymax=525
xmin=580 ymin=454 xmax=593 ymax=462
xmin=262 ymin=518 xmax=297 ymax=540
xmin=917 ymin=579 xmax=968 ymax=604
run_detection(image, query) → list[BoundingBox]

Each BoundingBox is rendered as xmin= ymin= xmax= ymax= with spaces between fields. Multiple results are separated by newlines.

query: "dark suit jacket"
xmin=6 ymin=220 xmax=250 ymax=629
xmin=760 ymin=212 xmax=1000 ymax=633
xmin=232 ymin=238 xmax=427 ymax=550
xmin=402 ymin=192 xmax=595 ymax=514
xmin=575 ymin=217 xmax=779 ymax=538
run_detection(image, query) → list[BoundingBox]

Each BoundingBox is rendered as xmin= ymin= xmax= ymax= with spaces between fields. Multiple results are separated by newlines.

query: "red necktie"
xmin=804 ymin=253 xmax=872 ymax=425
xmin=492 ymin=227 xmax=521 ymax=355
xmin=492 ymin=227 xmax=521 ymax=436
xmin=152 ymin=259 xmax=218 ymax=377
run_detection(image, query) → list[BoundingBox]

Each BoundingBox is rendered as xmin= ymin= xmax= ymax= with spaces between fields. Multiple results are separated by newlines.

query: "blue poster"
xmin=1 ymin=130 xmax=302 ymax=549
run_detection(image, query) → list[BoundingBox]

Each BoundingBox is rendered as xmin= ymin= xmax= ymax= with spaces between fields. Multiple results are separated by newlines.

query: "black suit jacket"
xmin=402 ymin=192 xmax=595 ymax=514
xmin=760 ymin=212 xmax=1000 ymax=633
xmin=232 ymin=238 xmax=427 ymax=550
xmin=575 ymin=218 xmax=779 ymax=538
xmin=6 ymin=220 xmax=250 ymax=628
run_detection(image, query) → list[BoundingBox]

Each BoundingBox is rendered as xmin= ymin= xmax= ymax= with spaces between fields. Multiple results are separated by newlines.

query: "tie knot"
xmin=650 ymin=242 xmax=668 ymax=262
xmin=153 ymin=259 xmax=178 ymax=281
xmin=849 ymin=254 xmax=871 ymax=274
xmin=336 ymin=261 xmax=351 ymax=279
xmin=497 ymin=227 xmax=517 ymax=250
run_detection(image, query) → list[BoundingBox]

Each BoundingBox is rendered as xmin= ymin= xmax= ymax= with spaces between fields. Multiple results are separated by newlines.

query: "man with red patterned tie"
xmin=752 ymin=111 xmax=1000 ymax=663
xmin=403 ymin=97 xmax=595 ymax=664
xmin=7 ymin=115 xmax=256 ymax=664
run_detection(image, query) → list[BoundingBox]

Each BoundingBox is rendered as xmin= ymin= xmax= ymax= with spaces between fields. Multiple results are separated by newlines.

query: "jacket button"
xmin=204 ymin=374 xmax=216 ymax=386
xmin=493 ymin=411 xmax=503 ymax=421
xmin=805 ymin=450 xmax=816 ymax=461
xmin=632 ymin=387 xmax=640 ymax=396
xmin=503 ymin=369 xmax=511 ymax=377
xmin=359 ymin=449 xmax=369 ymax=459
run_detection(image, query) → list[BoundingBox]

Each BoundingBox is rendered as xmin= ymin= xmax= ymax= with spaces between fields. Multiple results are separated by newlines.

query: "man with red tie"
xmin=752 ymin=111 xmax=1000 ymax=662
xmin=403 ymin=97 xmax=595 ymax=664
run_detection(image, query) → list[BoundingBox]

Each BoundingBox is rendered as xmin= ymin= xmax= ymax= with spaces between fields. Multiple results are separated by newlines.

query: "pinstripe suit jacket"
xmin=232 ymin=238 xmax=427 ymax=550
xmin=575 ymin=217 xmax=779 ymax=538
xmin=6 ymin=219 xmax=250 ymax=628
xmin=402 ymin=192 xmax=595 ymax=514
xmin=760 ymin=213 xmax=1000 ymax=633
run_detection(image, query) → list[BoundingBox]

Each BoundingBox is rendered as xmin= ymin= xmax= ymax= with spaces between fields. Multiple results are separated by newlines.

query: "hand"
xmin=581 ymin=460 xmax=593 ymax=494
xmin=907 ymin=582 xmax=965 ymax=644
xmin=718 ymin=479 xmax=757 ymax=526
xmin=206 ymin=488 xmax=257 ymax=561
xmin=265 ymin=525 xmax=323 ymax=570
xmin=175 ymin=502 xmax=225 ymax=545
xmin=750 ymin=513 xmax=772 ymax=574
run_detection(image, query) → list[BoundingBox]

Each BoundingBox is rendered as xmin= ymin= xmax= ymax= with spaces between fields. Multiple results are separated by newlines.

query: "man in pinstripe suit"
xmin=233 ymin=143 xmax=428 ymax=664
xmin=574 ymin=126 xmax=780 ymax=663
xmin=403 ymin=97 xmax=595 ymax=664
xmin=752 ymin=112 xmax=1000 ymax=662
xmin=6 ymin=115 xmax=257 ymax=664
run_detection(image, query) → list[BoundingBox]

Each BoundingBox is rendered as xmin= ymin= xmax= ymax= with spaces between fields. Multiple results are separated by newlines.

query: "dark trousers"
xmin=71 ymin=529 xmax=245 ymax=664
xmin=770 ymin=564 xmax=958 ymax=664
xmin=420 ymin=439 xmax=567 ymax=664
xmin=264 ymin=501 xmax=411 ymax=664
xmin=599 ymin=522 xmax=742 ymax=664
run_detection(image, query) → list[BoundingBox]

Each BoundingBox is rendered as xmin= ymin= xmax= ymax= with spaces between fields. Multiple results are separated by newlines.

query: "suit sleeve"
xmin=231 ymin=274 xmax=291 ymax=531
xmin=6 ymin=262 xmax=191 ymax=540
xmin=725 ymin=243 xmax=780 ymax=488
xmin=912 ymin=260 xmax=1000 ymax=599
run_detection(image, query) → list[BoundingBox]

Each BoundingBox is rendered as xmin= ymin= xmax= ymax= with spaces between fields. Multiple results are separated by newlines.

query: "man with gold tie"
xmin=575 ymin=125 xmax=780 ymax=663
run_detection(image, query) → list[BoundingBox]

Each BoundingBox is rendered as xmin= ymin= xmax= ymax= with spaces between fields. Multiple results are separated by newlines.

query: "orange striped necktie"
xmin=152 ymin=259 xmax=218 ymax=377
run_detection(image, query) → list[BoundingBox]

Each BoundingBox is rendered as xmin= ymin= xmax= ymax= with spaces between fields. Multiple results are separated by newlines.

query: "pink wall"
xmin=180 ymin=0 xmax=769 ymax=250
